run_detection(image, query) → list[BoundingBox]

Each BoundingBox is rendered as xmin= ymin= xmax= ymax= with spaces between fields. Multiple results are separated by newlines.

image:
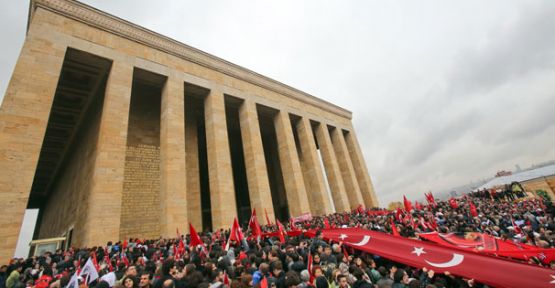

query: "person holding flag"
xmin=248 ymin=209 xmax=263 ymax=243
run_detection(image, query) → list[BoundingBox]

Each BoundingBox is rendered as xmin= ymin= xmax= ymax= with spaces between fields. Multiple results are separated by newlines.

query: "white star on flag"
xmin=412 ymin=247 xmax=426 ymax=257
xmin=550 ymin=275 xmax=555 ymax=284
xmin=339 ymin=234 xmax=348 ymax=240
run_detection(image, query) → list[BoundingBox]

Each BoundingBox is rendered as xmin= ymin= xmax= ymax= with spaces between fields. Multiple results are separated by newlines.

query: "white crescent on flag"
xmin=346 ymin=235 xmax=371 ymax=247
xmin=424 ymin=253 xmax=464 ymax=268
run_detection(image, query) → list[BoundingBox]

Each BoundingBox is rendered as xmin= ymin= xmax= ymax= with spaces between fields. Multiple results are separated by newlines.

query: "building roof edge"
xmin=30 ymin=0 xmax=353 ymax=119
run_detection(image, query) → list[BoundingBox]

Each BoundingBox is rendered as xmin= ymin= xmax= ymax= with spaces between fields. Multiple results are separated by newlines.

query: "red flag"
xmin=307 ymin=251 xmax=314 ymax=283
xmin=276 ymin=220 xmax=286 ymax=243
xmin=390 ymin=218 xmax=400 ymax=237
xmin=415 ymin=201 xmax=423 ymax=211
xmin=449 ymin=198 xmax=459 ymax=209
xmin=342 ymin=245 xmax=349 ymax=263
xmin=122 ymin=239 xmax=128 ymax=250
xmin=289 ymin=217 xmax=299 ymax=232
xmin=189 ymin=223 xmax=203 ymax=247
xmin=264 ymin=208 xmax=272 ymax=225
xmin=511 ymin=217 xmax=523 ymax=234
xmin=356 ymin=204 xmax=365 ymax=214
xmin=121 ymin=253 xmax=129 ymax=268
xmin=323 ymin=228 xmax=554 ymax=288
xmin=403 ymin=195 xmax=413 ymax=211
xmin=226 ymin=218 xmax=245 ymax=250
xmin=419 ymin=231 xmax=555 ymax=265
xmin=249 ymin=209 xmax=263 ymax=239
xmin=223 ymin=271 xmax=230 ymax=286
xmin=324 ymin=218 xmax=331 ymax=229
xmin=425 ymin=192 xmax=436 ymax=207
xmin=469 ymin=201 xmax=478 ymax=217
xmin=179 ymin=238 xmax=185 ymax=252
xmin=395 ymin=208 xmax=403 ymax=221
xmin=426 ymin=214 xmax=438 ymax=231
xmin=103 ymin=247 xmax=113 ymax=272
xmin=90 ymin=252 xmax=100 ymax=272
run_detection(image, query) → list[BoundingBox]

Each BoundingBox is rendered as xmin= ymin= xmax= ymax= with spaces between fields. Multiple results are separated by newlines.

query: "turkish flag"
xmin=276 ymin=220 xmax=286 ymax=243
xmin=390 ymin=218 xmax=400 ymax=237
xmin=307 ymin=251 xmax=314 ymax=283
xmin=248 ymin=209 xmax=263 ymax=239
xmin=425 ymin=192 xmax=436 ymax=207
xmin=264 ymin=208 xmax=272 ymax=225
xmin=403 ymin=195 xmax=413 ymax=211
xmin=225 ymin=218 xmax=245 ymax=250
xmin=449 ymin=198 xmax=459 ymax=209
xmin=324 ymin=218 xmax=331 ymax=229
xmin=469 ymin=201 xmax=478 ymax=217
xmin=323 ymin=228 xmax=555 ymax=288
xmin=420 ymin=231 xmax=555 ymax=265
xmin=189 ymin=223 xmax=203 ymax=247
xmin=177 ymin=239 xmax=185 ymax=259
xmin=91 ymin=251 xmax=100 ymax=271
xmin=415 ymin=201 xmax=423 ymax=211
xmin=395 ymin=207 xmax=403 ymax=221
xmin=223 ymin=271 xmax=230 ymax=286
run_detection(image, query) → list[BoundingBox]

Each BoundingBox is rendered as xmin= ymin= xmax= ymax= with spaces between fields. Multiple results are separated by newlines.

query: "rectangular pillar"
xmin=274 ymin=111 xmax=311 ymax=217
xmin=185 ymin=105 xmax=202 ymax=231
xmin=84 ymin=60 xmax=133 ymax=245
xmin=315 ymin=123 xmax=350 ymax=212
xmin=344 ymin=130 xmax=378 ymax=207
xmin=160 ymin=74 xmax=188 ymax=236
xmin=296 ymin=118 xmax=333 ymax=215
xmin=239 ymin=100 xmax=275 ymax=224
xmin=0 ymin=24 xmax=66 ymax=263
xmin=204 ymin=90 xmax=237 ymax=230
xmin=330 ymin=127 xmax=364 ymax=209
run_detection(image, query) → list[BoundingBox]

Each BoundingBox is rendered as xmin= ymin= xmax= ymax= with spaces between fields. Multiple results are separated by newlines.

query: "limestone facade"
xmin=0 ymin=0 xmax=378 ymax=263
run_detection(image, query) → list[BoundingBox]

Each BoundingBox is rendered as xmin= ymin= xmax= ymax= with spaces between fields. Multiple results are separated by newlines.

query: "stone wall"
xmin=120 ymin=144 xmax=160 ymax=239
xmin=38 ymin=92 xmax=103 ymax=245
xmin=120 ymin=84 xmax=161 ymax=240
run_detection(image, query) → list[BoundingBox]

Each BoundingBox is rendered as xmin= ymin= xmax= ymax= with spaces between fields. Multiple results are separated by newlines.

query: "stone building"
xmin=0 ymin=0 xmax=377 ymax=262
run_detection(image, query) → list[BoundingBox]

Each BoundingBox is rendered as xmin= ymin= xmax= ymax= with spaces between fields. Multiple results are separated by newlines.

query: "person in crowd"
xmin=121 ymin=275 xmax=139 ymax=288
xmin=139 ymin=272 xmax=152 ymax=288
xmin=5 ymin=184 xmax=551 ymax=288
xmin=6 ymin=263 xmax=22 ymax=288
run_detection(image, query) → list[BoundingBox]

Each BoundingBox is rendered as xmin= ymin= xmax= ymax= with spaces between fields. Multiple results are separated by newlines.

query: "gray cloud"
xmin=448 ymin=1 xmax=555 ymax=96
xmin=1 ymin=0 xmax=554 ymax=210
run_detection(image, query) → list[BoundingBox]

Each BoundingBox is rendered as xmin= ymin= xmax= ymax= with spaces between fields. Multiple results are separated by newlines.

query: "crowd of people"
xmin=1 ymin=187 xmax=553 ymax=288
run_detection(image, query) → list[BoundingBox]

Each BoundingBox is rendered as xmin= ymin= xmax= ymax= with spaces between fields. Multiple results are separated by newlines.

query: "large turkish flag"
xmin=323 ymin=228 xmax=554 ymax=288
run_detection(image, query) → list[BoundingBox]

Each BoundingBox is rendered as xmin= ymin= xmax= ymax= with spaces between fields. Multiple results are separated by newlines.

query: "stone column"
xmin=160 ymin=73 xmax=188 ymax=236
xmin=344 ymin=130 xmax=378 ymax=207
xmin=83 ymin=60 xmax=134 ymax=246
xmin=239 ymin=100 xmax=275 ymax=224
xmin=274 ymin=110 xmax=311 ymax=217
xmin=204 ymin=90 xmax=237 ymax=230
xmin=185 ymin=106 xmax=202 ymax=231
xmin=296 ymin=118 xmax=333 ymax=215
xmin=0 ymin=21 xmax=66 ymax=263
xmin=330 ymin=127 xmax=364 ymax=209
xmin=314 ymin=123 xmax=350 ymax=212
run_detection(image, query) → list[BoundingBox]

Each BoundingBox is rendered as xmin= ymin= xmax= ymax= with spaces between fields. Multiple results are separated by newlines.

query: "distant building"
xmin=388 ymin=201 xmax=403 ymax=210
xmin=478 ymin=164 xmax=555 ymax=199
xmin=495 ymin=170 xmax=513 ymax=177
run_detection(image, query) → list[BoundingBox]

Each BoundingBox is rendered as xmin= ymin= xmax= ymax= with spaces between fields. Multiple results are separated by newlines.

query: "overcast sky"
xmin=1 ymin=1 xmax=554 ymax=207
